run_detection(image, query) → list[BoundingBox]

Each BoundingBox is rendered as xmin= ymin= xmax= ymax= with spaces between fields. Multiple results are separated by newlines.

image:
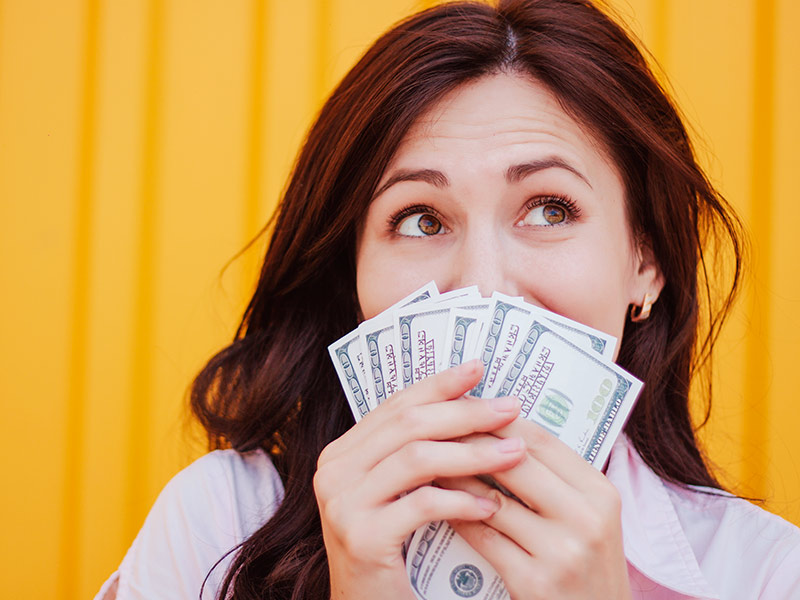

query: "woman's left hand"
xmin=439 ymin=418 xmax=632 ymax=600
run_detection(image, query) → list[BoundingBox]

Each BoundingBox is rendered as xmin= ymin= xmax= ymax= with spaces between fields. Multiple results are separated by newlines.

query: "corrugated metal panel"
xmin=0 ymin=1 xmax=796 ymax=598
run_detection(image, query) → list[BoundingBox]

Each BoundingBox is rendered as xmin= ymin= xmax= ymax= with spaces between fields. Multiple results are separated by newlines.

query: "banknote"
xmin=395 ymin=303 xmax=452 ymax=387
xmin=472 ymin=293 xmax=615 ymax=399
xmin=407 ymin=521 xmax=508 ymax=600
xmin=403 ymin=323 xmax=641 ymax=600
xmin=327 ymin=329 xmax=374 ymax=421
xmin=393 ymin=287 xmax=486 ymax=388
xmin=360 ymin=313 xmax=401 ymax=408
xmin=329 ymin=280 xmax=642 ymax=599
xmin=440 ymin=303 xmax=491 ymax=370
xmin=493 ymin=292 xmax=616 ymax=359
xmin=358 ymin=282 xmax=441 ymax=407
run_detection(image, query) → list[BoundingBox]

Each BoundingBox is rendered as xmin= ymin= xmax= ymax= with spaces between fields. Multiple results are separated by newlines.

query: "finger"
xmin=494 ymin=418 xmax=608 ymax=492
xmin=449 ymin=519 xmax=550 ymax=600
xmin=439 ymin=475 xmax=560 ymax=557
xmin=322 ymin=359 xmax=485 ymax=461
xmin=324 ymin=395 xmax=520 ymax=476
xmin=359 ymin=437 xmax=526 ymax=504
xmin=396 ymin=358 xmax=484 ymax=407
xmin=379 ymin=486 xmax=499 ymax=548
xmin=447 ymin=432 xmax=580 ymax=518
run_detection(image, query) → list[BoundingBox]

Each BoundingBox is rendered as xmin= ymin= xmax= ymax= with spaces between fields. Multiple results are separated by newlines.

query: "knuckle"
xmin=396 ymin=405 xmax=426 ymax=434
xmin=410 ymin=486 xmax=439 ymax=518
xmin=316 ymin=442 xmax=336 ymax=468
xmin=527 ymin=422 xmax=552 ymax=448
xmin=401 ymin=440 xmax=430 ymax=467
xmin=598 ymin=479 xmax=622 ymax=514
xmin=583 ymin=516 xmax=607 ymax=549
xmin=475 ymin=522 xmax=501 ymax=546
xmin=312 ymin=465 xmax=332 ymax=497
xmin=321 ymin=493 xmax=346 ymax=524
xmin=549 ymin=540 xmax=586 ymax=585
xmin=341 ymin=524 xmax=370 ymax=556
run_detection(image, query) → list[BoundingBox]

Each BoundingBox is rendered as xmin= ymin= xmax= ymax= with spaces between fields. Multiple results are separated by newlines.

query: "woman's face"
xmin=356 ymin=73 xmax=663 ymax=351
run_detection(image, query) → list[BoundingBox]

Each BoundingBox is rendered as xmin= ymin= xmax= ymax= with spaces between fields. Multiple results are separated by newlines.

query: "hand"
xmin=441 ymin=419 xmax=631 ymax=600
xmin=314 ymin=360 xmax=527 ymax=600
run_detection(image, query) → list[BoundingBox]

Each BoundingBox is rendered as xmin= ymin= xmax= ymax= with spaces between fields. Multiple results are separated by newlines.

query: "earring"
xmin=630 ymin=292 xmax=655 ymax=322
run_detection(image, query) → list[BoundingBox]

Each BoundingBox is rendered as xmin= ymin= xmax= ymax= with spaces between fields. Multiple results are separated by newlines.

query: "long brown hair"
xmin=191 ymin=1 xmax=744 ymax=598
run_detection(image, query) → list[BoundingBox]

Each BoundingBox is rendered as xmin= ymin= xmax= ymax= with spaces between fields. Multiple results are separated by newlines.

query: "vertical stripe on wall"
xmin=743 ymin=0 xmax=775 ymax=498
xmin=59 ymin=1 xmax=100 ymax=598
xmin=127 ymin=0 xmax=163 ymax=544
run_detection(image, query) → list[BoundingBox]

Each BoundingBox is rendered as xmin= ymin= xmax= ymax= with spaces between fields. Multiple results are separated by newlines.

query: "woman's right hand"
xmin=314 ymin=359 xmax=525 ymax=600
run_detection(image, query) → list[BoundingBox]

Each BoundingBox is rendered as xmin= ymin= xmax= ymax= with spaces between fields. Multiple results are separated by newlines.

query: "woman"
xmin=96 ymin=0 xmax=800 ymax=598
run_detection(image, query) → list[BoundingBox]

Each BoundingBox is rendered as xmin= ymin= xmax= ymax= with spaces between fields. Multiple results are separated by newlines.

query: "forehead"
xmin=387 ymin=73 xmax=619 ymax=183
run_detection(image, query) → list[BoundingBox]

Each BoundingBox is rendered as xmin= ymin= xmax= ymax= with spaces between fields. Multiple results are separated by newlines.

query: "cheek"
xmin=513 ymin=244 xmax=633 ymax=340
xmin=356 ymin=238 xmax=444 ymax=320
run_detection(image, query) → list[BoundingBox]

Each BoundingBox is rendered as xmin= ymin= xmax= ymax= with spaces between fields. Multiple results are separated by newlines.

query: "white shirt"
xmin=95 ymin=436 xmax=800 ymax=599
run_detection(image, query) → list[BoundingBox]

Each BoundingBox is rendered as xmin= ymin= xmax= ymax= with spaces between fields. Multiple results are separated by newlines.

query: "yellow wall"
xmin=0 ymin=1 xmax=797 ymax=598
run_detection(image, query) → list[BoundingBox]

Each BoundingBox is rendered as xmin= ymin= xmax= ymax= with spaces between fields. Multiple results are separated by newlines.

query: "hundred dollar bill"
xmin=360 ymin=282 xmax=441 ymax=408
xmin=331 ymin=282 xmax=440 ymax=418
xmin=499 ymin=320 xmax=640 ymax=465
xmin=327 ymin=329 xmax=374 ymax=422
xmin=494 ymin=293 xmax=616 ymax=360
xmin=405 ymin=332 xmax=642 ymax=599
xmin=474 ymin=294 xmax=616 ymax=398
xmin=407 ymin=521 xmax=508 ymax=600
xmin=440 ymin=303 xmax=491 ymax=370
xmin=471 ymin=297 xmax=535 ymax=398
xmin=396 ymin=280 xmax=440 ymax=308
xmin=359 ymin=313 xmax=401 ymax=409
xmin=394 ymin=300 xmax=464 ymax=387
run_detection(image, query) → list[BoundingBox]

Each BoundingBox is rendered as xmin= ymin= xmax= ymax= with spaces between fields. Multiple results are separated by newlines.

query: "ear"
xmin=629 ymin=237 xmax=665 ymax=309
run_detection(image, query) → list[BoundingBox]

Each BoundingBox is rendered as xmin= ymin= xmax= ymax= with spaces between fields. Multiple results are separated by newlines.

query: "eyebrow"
xmin=372 ymin=168 xmax=449 ymax=200
xmin=505 ymin=157 xmax=592 ymax=189
xmin=372 ymin=156 xmax=591 ymax=200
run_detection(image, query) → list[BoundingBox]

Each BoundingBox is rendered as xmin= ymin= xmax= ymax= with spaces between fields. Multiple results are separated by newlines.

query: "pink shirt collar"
xmin=606 ymin=435 xmax=720 ymax=599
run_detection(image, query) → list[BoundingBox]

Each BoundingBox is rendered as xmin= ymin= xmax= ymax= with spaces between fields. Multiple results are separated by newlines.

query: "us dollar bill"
xmin=360 ymin=313 xmax=402 ymax=408
xmin=473 ymin=294 xmax=616 ymax=399
xmin=393 ymin=301 xmax=459 ymax=387
xmin=440 ymin=303 xmax=491 ymax=370
xmin=407 ymin=521 xmax=508 ymax=600
xmin=497 ymin=319 xmax=640 ymax=465
xmin=327 ymin=330 xmax=373 ymax=422
xmin=404 ymin=323 xmax=641 ymax=599
xmin=359 ymin=282 xmax=441 ymax=407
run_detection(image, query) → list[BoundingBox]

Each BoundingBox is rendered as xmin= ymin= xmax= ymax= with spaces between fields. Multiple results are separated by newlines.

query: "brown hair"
xmin=191 ymin=0 xmax=743 ymax=598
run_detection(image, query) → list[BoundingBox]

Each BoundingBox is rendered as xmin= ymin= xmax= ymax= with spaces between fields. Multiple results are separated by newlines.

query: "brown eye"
xmin=397 ymin=213 xmax=444 ymax=236
xmin=543 ymin=204 xmax=566 ymax=224
xmin=520 ymin=200 xmax=572 ymax=227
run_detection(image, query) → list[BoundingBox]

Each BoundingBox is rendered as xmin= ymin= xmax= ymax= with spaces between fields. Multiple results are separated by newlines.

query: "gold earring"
xmin=630 ymin=293 xmax=655 ymax=322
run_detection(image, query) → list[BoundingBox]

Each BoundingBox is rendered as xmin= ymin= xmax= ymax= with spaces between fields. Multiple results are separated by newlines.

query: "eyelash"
xmin=523 ymin=194 xmax=581 ymax=223
xmin=386 ymin=195 xmax=581 ymax=232
xmin=387 ymin=203 xmax=443 ymax=231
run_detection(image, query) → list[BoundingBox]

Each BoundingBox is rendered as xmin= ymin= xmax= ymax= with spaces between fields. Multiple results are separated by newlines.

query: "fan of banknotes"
xmin=328 ymin=281 xmax=642 ymax=600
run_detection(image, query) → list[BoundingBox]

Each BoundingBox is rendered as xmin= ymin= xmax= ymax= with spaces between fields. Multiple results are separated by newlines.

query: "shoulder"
xmin=96 ymin=449 xmax=285 ymax=600
xmin=164 ymin=448 xmax=285 ymax=533
xmin=665 ymin=481 xmax=800 ymax=595
xmin=608 ymin=435 xmax=800 ymax=598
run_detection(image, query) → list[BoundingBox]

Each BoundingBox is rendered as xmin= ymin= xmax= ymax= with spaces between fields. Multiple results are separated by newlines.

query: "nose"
xmin=444 ymin=226 xmax=517 ymax=298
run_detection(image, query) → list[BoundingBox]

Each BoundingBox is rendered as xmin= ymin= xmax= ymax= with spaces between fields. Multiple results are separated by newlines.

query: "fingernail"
xmin=488 ymin=396 xmax=520 ymax=413
xmin=455 ymin=358 xmax=481 ymax=373
xmin=477 ymin=496 xmax=499 ymax=514
xmin=494 ymin=437 xmax=524 ymax=453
